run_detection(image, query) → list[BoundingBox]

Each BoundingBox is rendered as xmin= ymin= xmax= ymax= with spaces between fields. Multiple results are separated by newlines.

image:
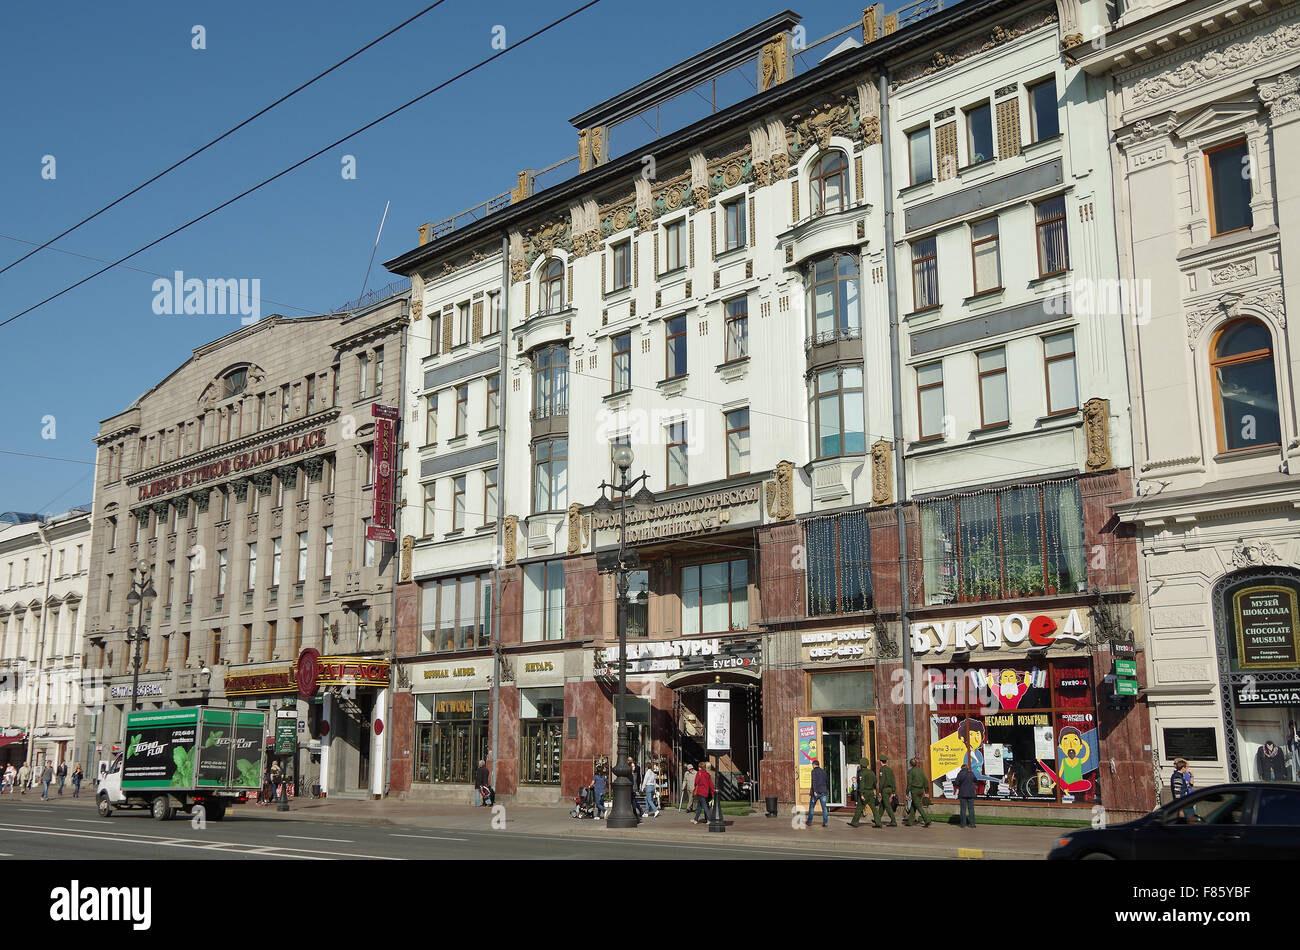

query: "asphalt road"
xmin=0 ymin=798 xmax=882 ymax=860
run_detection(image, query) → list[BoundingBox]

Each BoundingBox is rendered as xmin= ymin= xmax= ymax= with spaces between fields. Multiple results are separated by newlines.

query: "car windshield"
xmin=1159 ymin=789 xmax=1248 ymax=826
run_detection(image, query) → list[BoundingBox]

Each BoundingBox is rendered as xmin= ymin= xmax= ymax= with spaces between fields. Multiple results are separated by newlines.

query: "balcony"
xmin=268 ymin=587 xmax=278 ymax=607
xmin=805 ymin=325 xmax=863 ymax=370
xmin=516 ymin=304 xmax=575 ymax=355
xmin=530 ymin=400 xmax=569 ymax=440
xmin=293 ymin=582 xmax=304 ymax=604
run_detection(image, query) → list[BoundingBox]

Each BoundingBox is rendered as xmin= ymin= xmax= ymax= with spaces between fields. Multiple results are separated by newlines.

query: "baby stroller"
xmin=570 ymin=785 xmax=598 ymax=819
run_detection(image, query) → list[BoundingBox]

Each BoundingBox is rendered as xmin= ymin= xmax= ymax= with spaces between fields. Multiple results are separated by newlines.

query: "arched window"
xmin=542 ymin=259 xmax=564 ymax=314
xmin=810 ymin=151 xmax=849 ymax=216
xmin=223 ymin=367 xmax=247 ymax=399
xmin=807 ymin=253 xmax=860 ymax=342
xmin=1211 ymin=318 xmax=1281 ymax=452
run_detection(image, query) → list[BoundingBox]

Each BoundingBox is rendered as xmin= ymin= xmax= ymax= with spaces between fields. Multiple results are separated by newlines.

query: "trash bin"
xmin=765 ymin=796 xmax=778 ymax=817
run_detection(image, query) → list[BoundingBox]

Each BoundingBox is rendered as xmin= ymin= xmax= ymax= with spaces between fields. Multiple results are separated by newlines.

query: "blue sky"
xmin=0 ymin=0 xmax=871 ymax=513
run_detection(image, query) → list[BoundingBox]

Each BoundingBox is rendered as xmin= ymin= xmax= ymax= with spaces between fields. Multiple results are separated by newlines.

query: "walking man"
xmin=902 ymin=757 xmax=933 ymax=827
xmin=955 ymin=762 xmax=978 ymax=828
xmin=807 ymin=758 xmax=830 ymax=828
xmin=40 ymin=762 xmax=53 ymax=801
xmin=71 ymin=764 xmax=83 ymax=799
xmin=56 ymin=761 xmax=67 ymax=796
xmin=877 ymin=755 xmax=900 ymax=827
xmin=849 ymin=756 xmax=881 ymax=828
xmin=17 ymin=761 xmax=30 ymax=796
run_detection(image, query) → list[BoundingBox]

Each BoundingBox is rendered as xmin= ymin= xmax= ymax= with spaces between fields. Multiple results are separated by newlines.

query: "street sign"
xmin=1115 ymin=659 xmax=1137 ymax=677
xmin=1115 ymin=678 xmax=1139 ymax=697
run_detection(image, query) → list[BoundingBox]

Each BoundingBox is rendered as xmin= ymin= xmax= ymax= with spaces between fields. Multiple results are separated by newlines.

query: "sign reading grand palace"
xmin=137 ymin=428 xmax=327 ymax=500
xmin=592 ymin=484 xmax=762 ymax=545
xmin=1234 ymin=585 xmax=1300 ymax=670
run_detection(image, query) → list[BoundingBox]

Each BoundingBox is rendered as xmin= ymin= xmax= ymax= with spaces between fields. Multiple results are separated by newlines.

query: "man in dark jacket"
xmin=474 ymin=759 xmax=491 ymax=806
xmin=848 ymin=757 xmax=881 ymax=828
xmin=55 ymin=762 xmax=67 ymax=796
xmin=807 ymin=758 xmax=830 ymax=827
xmin=955 ymin=763 xmax=977 ymax=827
xmin=903 ymin=757 xmax=933 ymax=827
xmin=878 ymin=755 xmax=899 ymax=827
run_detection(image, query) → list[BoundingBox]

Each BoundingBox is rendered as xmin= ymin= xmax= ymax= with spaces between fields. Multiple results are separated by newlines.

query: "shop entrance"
xmin=669 ymin=679 xmax=762 ymax=803
xmin=822 ymin=716 xmax=875 ymax=806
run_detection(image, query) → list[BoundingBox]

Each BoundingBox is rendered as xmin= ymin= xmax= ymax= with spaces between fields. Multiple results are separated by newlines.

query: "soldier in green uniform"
xmin=878 ymin=754 xmax=900 ymax=827
xmin=902 ymin=756 xmax=933 ymax=827
xmin=847 ymin=756 xmax=881 ymax=828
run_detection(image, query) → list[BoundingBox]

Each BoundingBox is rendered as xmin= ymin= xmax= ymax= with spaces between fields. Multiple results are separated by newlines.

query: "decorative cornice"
xmin=894 ymin=9 xmax=1058 ymax=86
xmin=1131 ymin=20 xmax=1300 ymax=107
xmin=1186 ymin=286 xmax=1286 ymax=347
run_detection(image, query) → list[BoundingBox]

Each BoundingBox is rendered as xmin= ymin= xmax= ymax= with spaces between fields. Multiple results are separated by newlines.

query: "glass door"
xmin=823 ymin=730 xmax=845 ymax=803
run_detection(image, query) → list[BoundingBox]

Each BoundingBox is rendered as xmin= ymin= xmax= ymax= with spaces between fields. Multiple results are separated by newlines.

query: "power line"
xmin=0 ymin=0 xmax=605 ymax=331
xmin=0 ymin=0 xmax=452 ymax=280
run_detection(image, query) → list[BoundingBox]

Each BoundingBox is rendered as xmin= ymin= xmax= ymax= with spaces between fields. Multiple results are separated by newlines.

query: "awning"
xmin=0 ymin=734 xmax=27 ymax=749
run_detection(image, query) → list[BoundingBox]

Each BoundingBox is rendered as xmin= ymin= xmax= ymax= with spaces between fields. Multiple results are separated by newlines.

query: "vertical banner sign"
xmin=794 ymin=716 xmax=822 ymax=802
xmin=707 ymin=688 xmax=730 ymax=752
xmin=368 ymin=404 xmax=399 ymax=542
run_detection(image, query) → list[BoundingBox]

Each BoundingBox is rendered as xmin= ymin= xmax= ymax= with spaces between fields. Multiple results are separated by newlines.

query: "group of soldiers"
xmin=847 ymin=754 xmax=933 ymax=828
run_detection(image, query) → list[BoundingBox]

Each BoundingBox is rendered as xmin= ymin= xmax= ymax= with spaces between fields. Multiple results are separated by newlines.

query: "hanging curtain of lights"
xmin=803 ymin=509 xmax=872 ymax=616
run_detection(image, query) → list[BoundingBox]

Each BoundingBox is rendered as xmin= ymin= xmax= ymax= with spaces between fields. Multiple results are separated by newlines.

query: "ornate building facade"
xmin=1083 ymin=0 xmax=1300 ymax=789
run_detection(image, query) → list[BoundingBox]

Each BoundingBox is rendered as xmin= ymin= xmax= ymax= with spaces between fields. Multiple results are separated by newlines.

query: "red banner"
xmin=368 ymin=404 xmax=398 ymax=542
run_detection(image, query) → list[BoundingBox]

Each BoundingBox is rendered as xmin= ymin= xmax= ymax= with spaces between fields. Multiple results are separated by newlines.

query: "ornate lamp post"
xmin=592 ymin=444 xmax=655 ymax=829
xmin=122 ymin=561 xmax=156 ymax=739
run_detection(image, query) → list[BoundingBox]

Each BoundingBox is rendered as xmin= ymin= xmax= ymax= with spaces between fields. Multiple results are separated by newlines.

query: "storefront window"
xmin=926 ymin=660 xmax=1100 ymax=805
xmin=920 ymin=479 xmax=1086 ymax=605
xmin=414 ymin=691 xmax=489 ymax=784
xmin=805 ymin=510 xmax=872 ymax=616
xmin=810 ymin=670 xmax=875 ymax=711
xmin=681 ymin=559 xmax=749 ymax=635
xmin=520 ymin=687 xmax=564 ymax=785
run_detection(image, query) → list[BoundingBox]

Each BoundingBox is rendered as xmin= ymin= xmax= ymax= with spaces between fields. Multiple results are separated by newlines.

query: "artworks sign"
xmin=1233 ymin=585 xmax=1299 ymax=670
xmin=368 ymin=404 xmax=399 ymax=543
xmin=592 ymin=485 xmax=761 ymax=544
xmin=911 ymin=609 xmax=1090 ymax=656
xmin=801 ymin=627 xmax=872 ymax=662
xmin=137 ymin=429 xmax=327 ymax=500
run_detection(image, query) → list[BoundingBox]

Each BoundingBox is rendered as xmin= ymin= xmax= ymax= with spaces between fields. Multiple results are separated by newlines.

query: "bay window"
xmin=808 ymin=254 xmax=860 ymax=342
xmin=681 ymin=559 xmax=749 ymax=635
xmin=809 ymin=366 xmax=866 ymax=458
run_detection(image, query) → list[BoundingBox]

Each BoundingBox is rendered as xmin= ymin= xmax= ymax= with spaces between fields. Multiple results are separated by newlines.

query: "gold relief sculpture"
xmin=510 ymin=170 xmax=532 ymax=204
xmin=753 ymin=159 xmax=770 ymax=186
xmin=765 ymin=460 xmax=794 ymax=521
xmin=400 ymin=535 xmax=414 ymax=583
xmin=771 ymin=151 xmax=790 ymax=179
xmin=1084 ymin=398 xmax=1112 ymax=471
xmin=578 ymin=128 xmax=591 ymax=173
xmin=566 ymin=503 xmax=591 ymax=555
xmin=862 ymin=4 xmax=881 ymax=42
xmin=418 ymin=224 xmax=429 ymax=246
xmin=591 ymin=126 xmax=605 ymax=164
xmin=759 ymin=35 xmax=789 ymax=91
xmin=410 ymin=299 xmax=423 ymax=321
xmin=871 ymin=440 xmax=892 ymax=506
xmin=504 ymin=515 xmax=518 ymax=565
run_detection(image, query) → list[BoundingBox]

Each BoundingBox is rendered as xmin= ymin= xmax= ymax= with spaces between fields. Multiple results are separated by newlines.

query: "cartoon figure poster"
xmin=1038 ymin=726 xmax=1099 ymax=793
xmin=986 ymin=668 xmax=1033 ymax=710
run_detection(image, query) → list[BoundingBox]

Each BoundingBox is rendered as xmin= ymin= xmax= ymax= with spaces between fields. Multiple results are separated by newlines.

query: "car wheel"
xmin=150 ymin=795 xmax=173 ymax=822
xmin=96 ymin=793 xmax=112 ymax=818
xmin=1080 ymin=851 xmax=1116 ymax=860
xmin=208 ymin=802 xmax=226 ymax=821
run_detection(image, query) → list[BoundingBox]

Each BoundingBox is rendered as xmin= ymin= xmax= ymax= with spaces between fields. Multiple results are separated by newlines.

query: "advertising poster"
xmin=1034 ymin=725 xmax=1056 ymax=760
xmin=985 ymin=743 xmax=1008 ymax=777
xmin=1234 ymin=585 xmax=1299 ymax=669
xmin=196 ymin=707 xmax=235 ymax=787
xmin=795 ymin=718 xmax=821 ymax=798
xmin=231 ymin=711 xmax=268 ymax=789
xmin=706 ymin=688 xmax=730 ymax=752
xmin=122 ymin=709 xmax=199 ymax=789
xmin=930 ymin=729 xmax=968 ymax=779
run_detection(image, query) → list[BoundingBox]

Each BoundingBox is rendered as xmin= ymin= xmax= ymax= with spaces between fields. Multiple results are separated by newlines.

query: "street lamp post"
xmin=593 ymin=444 xmax=655 ymax=830
xmin=122 ymin=561 xmax=156 ymax=743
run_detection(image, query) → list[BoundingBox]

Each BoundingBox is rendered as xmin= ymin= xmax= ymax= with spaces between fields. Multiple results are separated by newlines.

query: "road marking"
xmin=277 ymin=834 xmax=354 ymax=843
xmin=389 ymin=833 xmax=468 ymax=842
xmin=67 ymin=819 xmax=114 ymax=825
xmin=957 ymin=847 xmax=984 ymax=859
xmin=18 ymin=808 xmax=46 ymax=812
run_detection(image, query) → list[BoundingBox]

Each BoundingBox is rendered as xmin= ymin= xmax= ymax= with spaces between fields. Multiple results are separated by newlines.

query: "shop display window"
xmin=520 ymin=687 xmax=565 ymax=785
xmin=414 ymin=690 xmax=489 ymax=784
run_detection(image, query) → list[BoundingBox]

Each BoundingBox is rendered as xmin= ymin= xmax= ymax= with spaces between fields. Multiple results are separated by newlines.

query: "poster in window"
xmin=1233 ymin=585 xmax=1299 ymax=670
xmin=1038 ymin=723 xmax=1098 ymax=795
xmin=1033 ymin=725 xmax=1055 ymax=760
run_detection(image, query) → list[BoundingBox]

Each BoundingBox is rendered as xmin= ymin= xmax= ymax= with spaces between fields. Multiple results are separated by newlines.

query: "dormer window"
xmin=224 ymin=368 xmax=247 ymax=399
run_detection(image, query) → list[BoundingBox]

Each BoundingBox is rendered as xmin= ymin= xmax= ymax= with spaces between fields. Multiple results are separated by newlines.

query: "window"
xmin=486 ymin=374 xmax=500 ymax=429
xmin=326 ymin=457 xmax=335 ymax=494
xmin=362 ymin=519 xmax=376 ymax=568
xmin=455 ymin=384 xmax=469 ymax=437
xmin=1035 ymin=196 xmax=1069 ymax=277
xmin=224 ymin=368 xmax=247 ymax=399
xmin=908 ymin=127 xmax=932 ymax=185
xmin=246 ymin=543 xmax=257 ymax=590
xmin=612 ymin=240 xmax=631 ymax=290
xmin=533 ymin=345 xmax=568 ymax=418
xmin=920 ymin=479 xmax=1086 ymax=604
xmin=809 ymin=254 xmax=860 ymax=341
xmin=423 ymin=483 xmax=436 ymax=536
xmin=810 ymin=151 xmax=848 ymax=216
xmin=533 ymin=438 xmax=567 ymax=512
xmin=487 ymin=290 xmax=500 ymax=335
xmin=484 ymin=468 xmax=498 ymax=525
xmin=219 ymin=488 xmax=230 ymax=521
xmin=374 ymin=347 xmax=384 ymax=393
xmin=725 ymin=408 xmax=750 ymax=476
xmin=917 ymin=362 xmax=945 ymax=440
xmin=107 ymin=517 xmax=117 ymax=552
xmin=806 ymin=510 xmax=872 ymax=615
xmin=274 ymin=475 xmax=284 ymax=509
xmin=452 ymin=475 xmax=466 ymax=532
xmin=612 ymin=332 xmax=631 ymax=392
xmin=323 ymin=526 xmax=333 ymax=578
xmin=331 ymin=367 xmax=339 ymax=407
xmin=1206 ymin=140 xmax=1253 ymax=237
xmin=358 ymin=353 xmax=370 ymax=398
xmin=217 ymin=550 xmax=227 ymax=596
xmin=306 ymin=375 xmax=317 ymax=415
xmin=297 ymin=532 xmax=308 ymax=583
xmin=970 ymin=218 xmax=1001 ymax=294
xmin=626 ymin=570 xmax=649 ymax=637
xmin=681 ymin=560 xmax=749 ymax=634
xmin=165 ymin=561 xmax=175 ymax=605
xmin=977 ymin=347 xmax=1009 ymax=428
xmin=362 ymin=443 xmax=373 ymax=486
xmin=664 ymin=219 xmax=685 ymax=272
xmin=666 ymin=422 xmax=689 ymax=487
xmin=724 ymin=296 xmax=748 ymax=362
xmin=523 ymin=560 xmax=565 ymax=642
xmin=425 ymin=393 xmax=438 ymax=445
xmin=666 ymin=315 xmax=687 ymax=379
xmin=429 ymin=311 xmax=441 ymax=356
xmin=1255 ymin=787 xmax=1300 ymax=825
xmin=965 ymin=101 xmax=993 ymax=164
xmin=271 ymin=538 xmax=282 ymax=588
xmin=542 ymin=260 xmax=564 ymax=313
xmin=1028 ymin=78 xmax=1059 ymax=141
xmin=723 ymin=197 xmax=746 ymax=250
xmin=104 ymin=574 xmax=113 ymax=613
xmin=911 ymin=237 xmax=939 ymax=311
xmin=1044 ymin=331 xmax=1078 ymax=415
xmin=810 ymin=367 xmax=866 ymax=458
xmin=520 ymin=688 xmax=565 ymax=785
xmin=1211 ymin=319 xmax=1281 ymax=451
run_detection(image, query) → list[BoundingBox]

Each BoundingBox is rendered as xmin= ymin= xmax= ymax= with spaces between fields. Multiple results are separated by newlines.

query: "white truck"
xmin=97 ymin=706 xmax=268 ymax=821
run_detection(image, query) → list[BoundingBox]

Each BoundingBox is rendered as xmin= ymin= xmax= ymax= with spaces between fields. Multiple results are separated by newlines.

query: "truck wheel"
xmin=96 ymin=793 xmax=113 ymax=818
xmin=150 ymin=795 xmax=173 ymax=822
xmin=208 ymin=801 xmax=226 ymax=821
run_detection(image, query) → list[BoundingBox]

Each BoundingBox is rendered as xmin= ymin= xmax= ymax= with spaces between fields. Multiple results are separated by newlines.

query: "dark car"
xmin=1049 ymin=782 xmax=1300 ymax=859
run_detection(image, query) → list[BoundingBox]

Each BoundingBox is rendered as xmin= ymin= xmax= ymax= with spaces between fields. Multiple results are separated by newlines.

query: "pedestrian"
xmin=955 ymin=762 xmax=977 ymax=828
xmin=17 ymin=761 xmax=30 ymax=796
xmin=592 ymin=766 xmax=608 ymax=819
xmin=1171 ymin=758 xmax=1197 ymax=822
xmin=626 ymin=756 xmax=643 ymax=818
xmin=474 ymin=759 xmax=491 ymax=806
xmin=40 ymin=762 xmax=53 ymax=801
xmin=71 ymin=764 xmax=83 ymax=799
xmin=693 ymin=761 xmax=714 ymax=824
xmin=902 ymin=757 xmax=933 ymax=828
xmin=848 ymin=756 xmax=881 ymax=828
xmin=642 ymin=762 xmax=660 ymax=818
xmin=807 ymin=758 xmax=830 ymax=828
xmin=682 ymin=763 xmax=697 ymax=814
xmin=56 ymin=761 xmax=67 ymax=796
xmin=877 ymin=755 xmax=900 ymax=827
xmin=2 ymin=763 xmax=13 ymax=794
